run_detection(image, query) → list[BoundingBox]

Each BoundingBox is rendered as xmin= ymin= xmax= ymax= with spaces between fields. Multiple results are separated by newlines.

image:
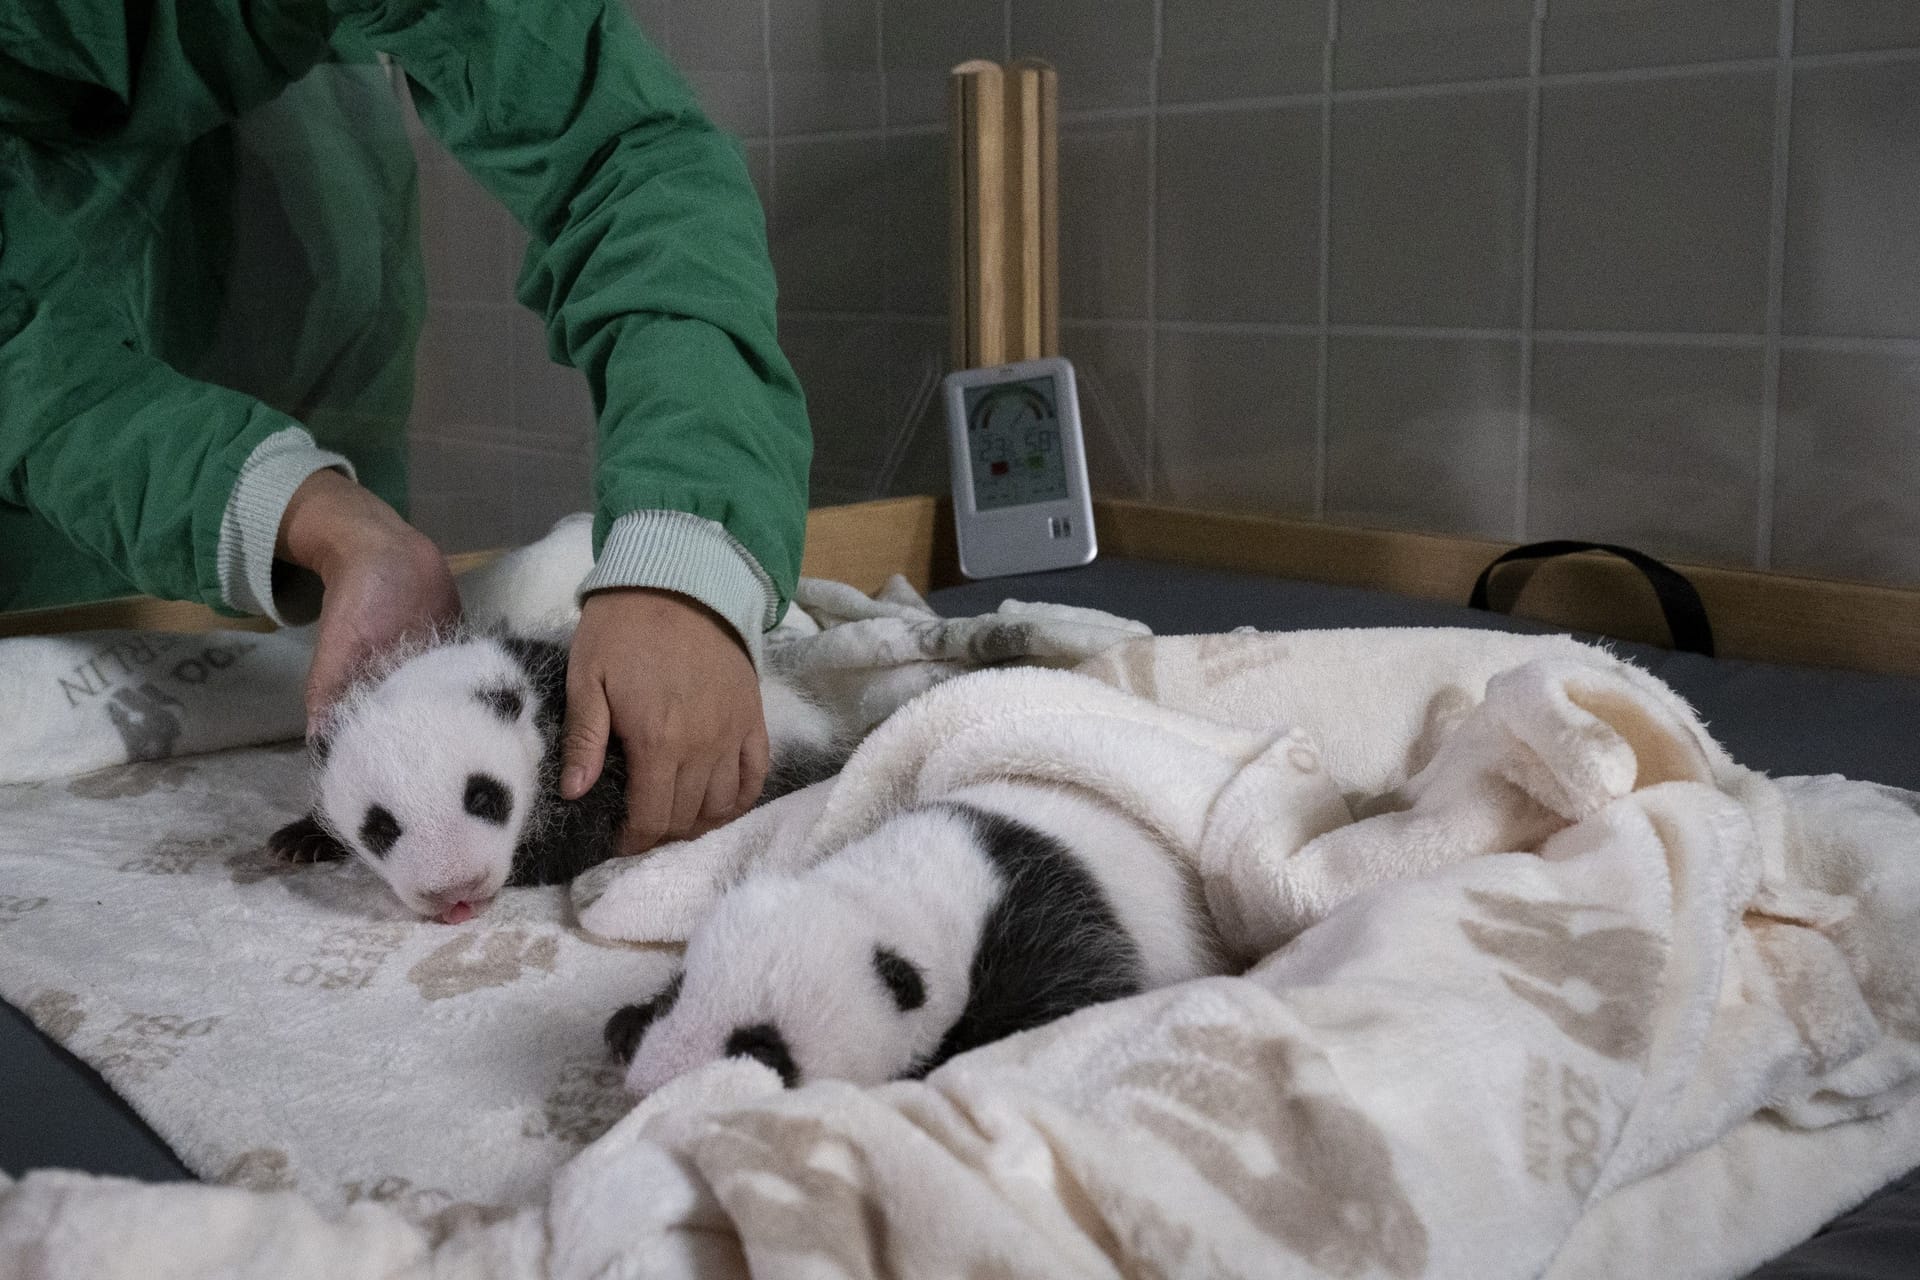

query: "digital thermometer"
xmin=941 ymin=356 xmax=1098 ymax=579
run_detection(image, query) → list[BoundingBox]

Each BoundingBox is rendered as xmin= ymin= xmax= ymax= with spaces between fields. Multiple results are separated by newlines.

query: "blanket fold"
xmin=5 ymin=616 xmax=1918 ymax=1279
xmin=563 ymin=626 xmax=1920 ymax=1280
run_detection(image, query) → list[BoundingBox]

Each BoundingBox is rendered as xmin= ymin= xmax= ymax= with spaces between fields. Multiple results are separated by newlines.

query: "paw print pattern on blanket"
xmin=1118 ymin=1025 xmax=1429 ymax=1279
xmin=0 ymin=894 xmax=49 ymax=928
xmin=104 ymin=681 xmax=187 ymax=761
xmin=1195 ymin=632 xmax=1288 ymax=688
xmin=694 ymin=1111 xmax=895 ymax=1279
xmin=1461 ymin=891 xmax=1664 ymax=1062
xmin=407 ymin=928 xmax=559 ymax=1001
xmin=65 ymin=759 xmax=196 ymax=800
xmin=217 ymin=1148 xmax=297 ymax=1192
xmin=902 ymin=617 xmax=1039 ymax=666
xmin=525 ymin=1053 xmax=630 ymax=1147
xmin=25 ymin=988 xmax=84 ymax=1042
xmin=117 ymin=833 xmax=242 ymax=877
xmin=337 ymin=1174 xmax=515 ymax=1242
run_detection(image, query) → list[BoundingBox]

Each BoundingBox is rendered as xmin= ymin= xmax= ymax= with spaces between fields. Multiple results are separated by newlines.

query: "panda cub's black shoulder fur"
xmin=498 ymin=635 xmax=843 ymax=887
xmin=915 ymin=803 xmax=1144 ymax=1074
xmin=496 ymin=635 xmax=624 ymax=887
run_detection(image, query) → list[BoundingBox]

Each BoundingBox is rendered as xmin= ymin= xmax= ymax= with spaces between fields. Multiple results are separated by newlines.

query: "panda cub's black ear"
xmin=474 ymin=685 xmax=526 ymax=723
xmin=604 ymin=970 xmax=684 ymax=1064
xmin=872 ymin=947 xmax=926 ymax=1012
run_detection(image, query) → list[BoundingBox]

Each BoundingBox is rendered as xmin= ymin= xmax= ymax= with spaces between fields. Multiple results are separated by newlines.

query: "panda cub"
xmin=605 ymin=779 xmax=1226 ymax=1093
xmin=268 ymin=632 xmax=843 ymax=924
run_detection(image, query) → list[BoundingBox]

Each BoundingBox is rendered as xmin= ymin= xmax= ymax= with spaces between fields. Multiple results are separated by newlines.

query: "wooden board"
xmin=1091 ymin=499 xmax=1920 ymax=679
xmin=8 ymin=497 xmax=1918 ymax=681
xmin=800 ymin=495 xmax=945 ymax=595
xmin=0 ymin=499 xmax=948 ymax=639
xmin=0 ymin=597 xmax=279 ymax=640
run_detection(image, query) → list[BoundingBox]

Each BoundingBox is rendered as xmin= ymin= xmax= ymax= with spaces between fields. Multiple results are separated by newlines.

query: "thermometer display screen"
xmin=962 ymin=376 xmax=1071 ymax=511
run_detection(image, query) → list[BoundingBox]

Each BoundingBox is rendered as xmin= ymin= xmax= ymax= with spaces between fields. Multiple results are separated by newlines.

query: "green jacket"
xmin=0 ymin=0 xmax=808 ymax=654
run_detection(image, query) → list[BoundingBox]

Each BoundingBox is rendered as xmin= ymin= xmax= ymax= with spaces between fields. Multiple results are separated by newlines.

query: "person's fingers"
xmin=559 ymin=672 xmax=611 ymax=801
xmin=303 ymin=664 xmax=333 ymax=732
xmin=683 ymin=749 xmax=741 ymax=840
xmin=667 ymin=757 xmax=713 ymax=840
xmin=737 ymin=720 xmax=771 ymax=811
xmin=303 ymin=630 xmax=361 ymax=732
xmin=622 ymin=754 xmax=680 ymax=855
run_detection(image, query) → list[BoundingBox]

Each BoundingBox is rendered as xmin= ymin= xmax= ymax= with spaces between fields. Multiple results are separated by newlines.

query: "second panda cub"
xmin=606 ymin=780 xmax=1226 ymax=1092
xmin=269 ymin=631 xmax=844 ymax=923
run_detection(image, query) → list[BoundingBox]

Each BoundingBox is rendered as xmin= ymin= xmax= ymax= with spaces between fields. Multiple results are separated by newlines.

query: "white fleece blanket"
xmin=5 ymin=628 xmax=1919 ymax=1279
xmin=0 ymin=561 xmax=1144 ymax=1216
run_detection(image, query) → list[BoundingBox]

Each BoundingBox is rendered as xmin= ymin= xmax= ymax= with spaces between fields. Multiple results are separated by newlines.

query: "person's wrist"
xmin=582 ymin=586 xmax=751 ymax=661
xmin=277 ymin=469 xmax=433 ymax=582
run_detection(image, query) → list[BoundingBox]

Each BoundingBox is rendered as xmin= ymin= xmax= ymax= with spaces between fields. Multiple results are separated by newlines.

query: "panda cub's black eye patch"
xmin=359 ymin=805 xmax=402 ymax=858
xmin=463 ymin=774 xmax=513 ymax=825
xmin=474 ymin=685 xmax=525 ymax=723
xmin=873 ymin=947 xmax=926 ymax=1012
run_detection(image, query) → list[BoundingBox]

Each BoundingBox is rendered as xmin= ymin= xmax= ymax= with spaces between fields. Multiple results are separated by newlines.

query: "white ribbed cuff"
xmin=578 ymin=510 xmax=778 ymax=669
xmin=216 ymin=427 xmax=357 ymax=627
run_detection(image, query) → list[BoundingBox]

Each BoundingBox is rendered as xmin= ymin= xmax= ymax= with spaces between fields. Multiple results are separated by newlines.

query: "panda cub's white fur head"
xmin=316 ymin=637 xmax=545 ymax=922
xmin=610 ymin=807 xmax=999 ymax=1093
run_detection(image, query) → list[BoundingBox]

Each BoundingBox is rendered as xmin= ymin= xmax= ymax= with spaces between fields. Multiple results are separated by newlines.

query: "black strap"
xmin=1469 ymin=540 xmax=1715 ymax=657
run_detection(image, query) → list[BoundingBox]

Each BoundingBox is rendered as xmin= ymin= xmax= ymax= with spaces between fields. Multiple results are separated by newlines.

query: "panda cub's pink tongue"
xmin=439 ymin=901 xmax=478 ymax=925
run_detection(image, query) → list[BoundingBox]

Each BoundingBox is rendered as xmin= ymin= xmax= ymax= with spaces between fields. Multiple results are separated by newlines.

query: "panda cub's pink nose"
xmin=427 ymin=875 xmax=494 ymax=924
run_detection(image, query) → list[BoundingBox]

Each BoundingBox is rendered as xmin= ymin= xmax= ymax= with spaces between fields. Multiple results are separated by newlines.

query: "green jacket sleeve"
xmin=0 ymin=181 xmax=303 ymax=612
xmin=341 ymin=0 xmax=812 ymax=622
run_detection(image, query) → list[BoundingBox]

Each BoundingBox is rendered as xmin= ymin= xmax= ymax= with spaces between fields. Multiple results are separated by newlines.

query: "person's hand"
xmin=277 ymin=469 xmax=462 ymax=729
xmin=560 ymin=588 xmax=769 ymax=854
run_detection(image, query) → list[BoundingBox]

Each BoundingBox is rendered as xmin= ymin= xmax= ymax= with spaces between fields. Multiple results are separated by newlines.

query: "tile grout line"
xmin=1756 ymin=0 xmax=1796 ymax=572
xmin=1142 ymin=0 xmax=1163 ymax=501
xmin=1515 ymin=0 xmax=1546 ymax=542
xmin=1053 ymin=42 xmax=1920 ymax=127
xmin=1776 ymin=334 xmax=1920 ymax=353
xmin=761 ymin=0 xmax=778 ymax=225
xmin=1533 ymin=328 xmax=1766 ymax=347
xmin=1792 ymin=43 xmax=1920 ymax=71
xmin=756 ymin=121 xmax=943 ymax=147
xmin=1314 ymin=0 xmax=1338 ymax=519
xmin=870 ymin=0 xmax=894 ymax=501
xmin=639 ymin=305 xmax=1920 ymax=352
xmin=874 ymin=0 xmax=889 ymax=134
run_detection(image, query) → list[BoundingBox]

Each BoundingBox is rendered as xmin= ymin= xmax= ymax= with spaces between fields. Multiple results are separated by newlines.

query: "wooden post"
xmin=949 ymin=60 xmax=1007 ymax=371
xmin=1009 ymin=59 xmax=1060 ymax=361
xmin=949 ymin=58 xmax=1060 ymax=371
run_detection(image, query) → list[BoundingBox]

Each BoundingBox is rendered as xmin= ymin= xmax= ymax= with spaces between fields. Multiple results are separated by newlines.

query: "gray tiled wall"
xmin=405 ymin=0 xmax=1920 ymax=592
